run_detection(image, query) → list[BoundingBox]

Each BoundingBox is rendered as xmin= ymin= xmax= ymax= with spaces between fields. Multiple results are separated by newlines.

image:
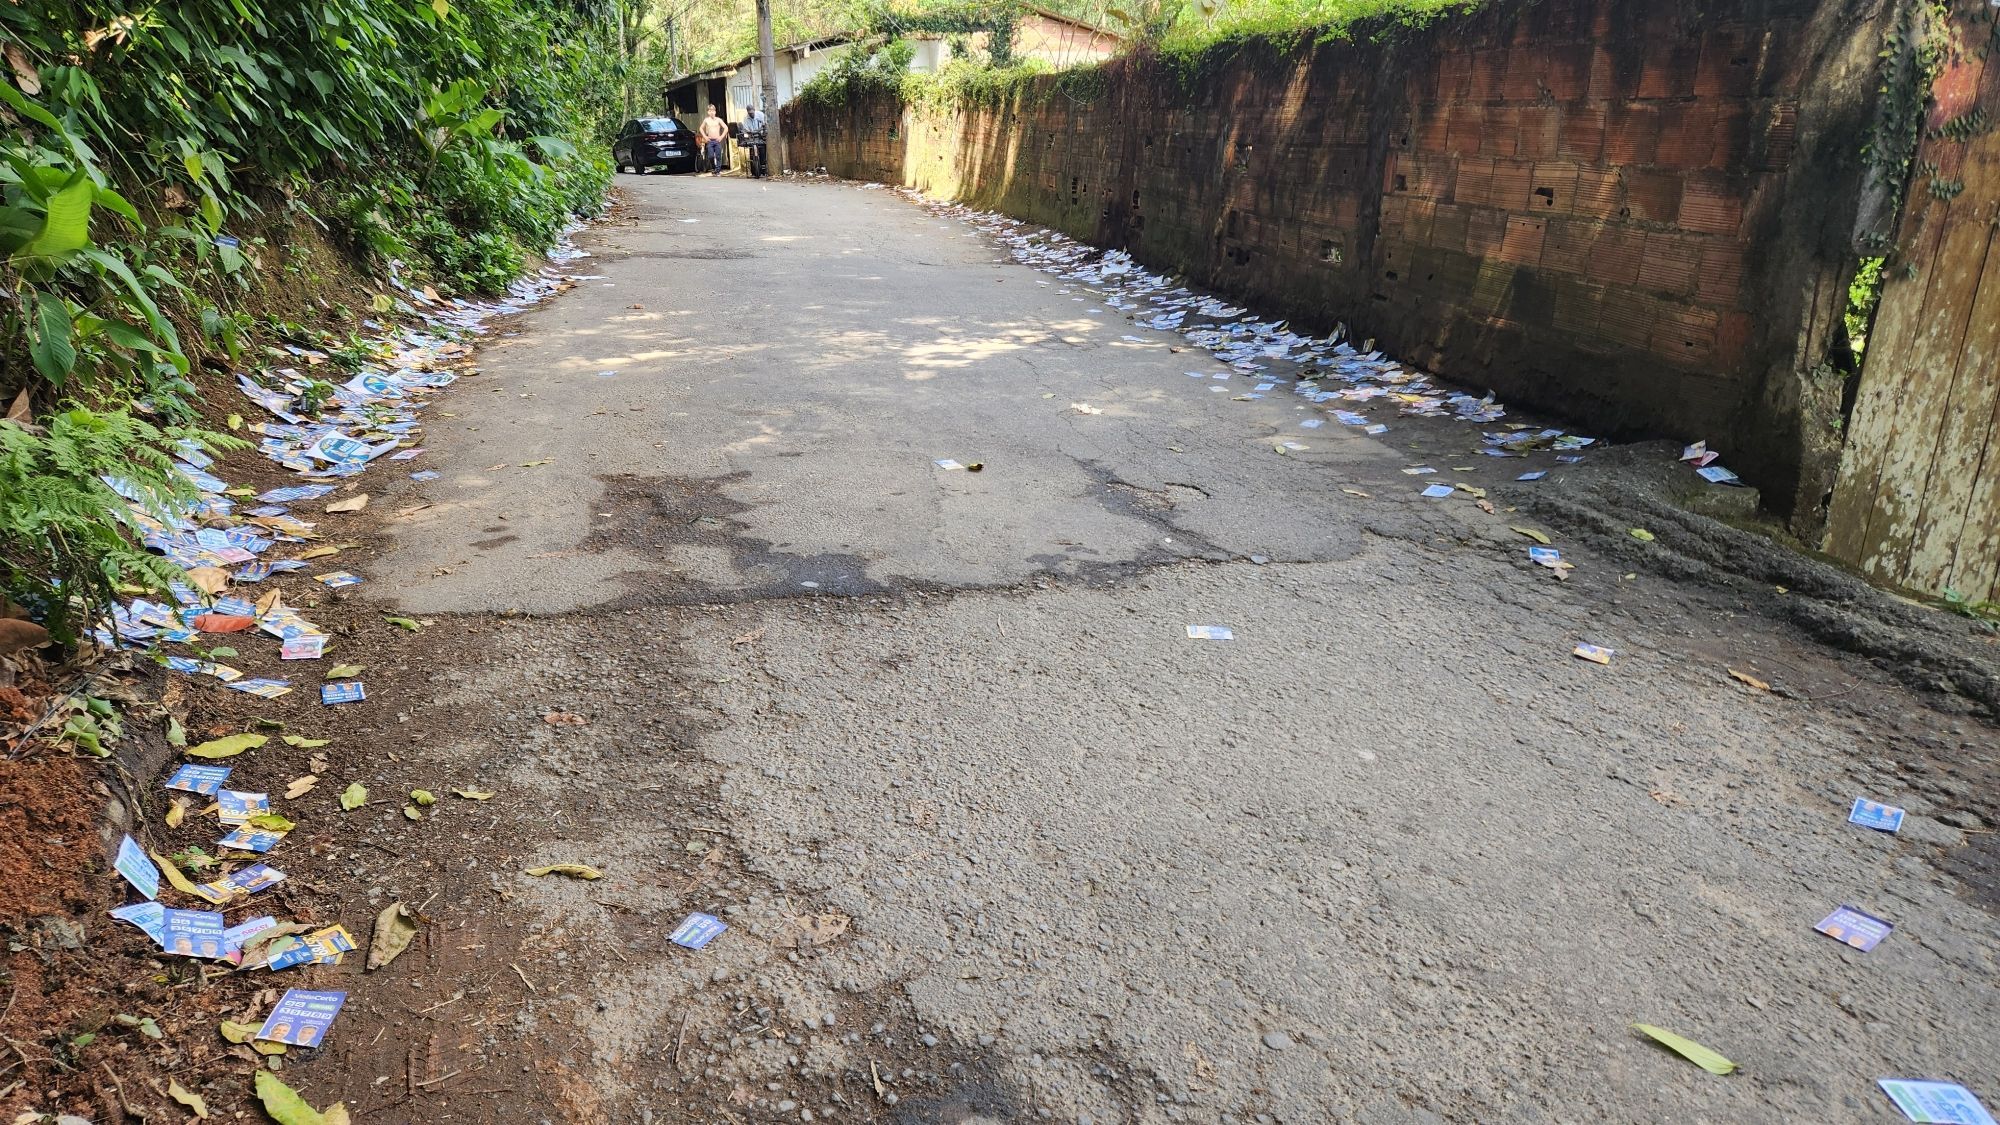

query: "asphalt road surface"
xmin=326 ymin=172 xmax=1998 ymax=1124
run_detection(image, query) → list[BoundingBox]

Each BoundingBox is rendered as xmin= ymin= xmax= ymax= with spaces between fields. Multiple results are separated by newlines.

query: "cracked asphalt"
xmin=331 ymin=174 xmax=1999 ymax=1124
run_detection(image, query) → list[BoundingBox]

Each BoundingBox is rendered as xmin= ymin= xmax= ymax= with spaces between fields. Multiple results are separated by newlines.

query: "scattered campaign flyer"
xmin=1817 ymin=904 xmax=1894 ymax=951
xmin=223 ymin=915 xmax=278 ymax=954
xmin=934 ymin=459 xmax=963 ymax=471
xmin=269 ymin=924 xmax=357 ymax=970
xmin=1878 ymin=1080 xmax=1997 ymax=1125
xmin=1517 ymin=470 xmax=1547 ymax=481
xmin=197 ymin=863 xmax=286 ymax=904
xmin=1696 ymin=464 xmax=1741 ymax=485
xmin=321 ymin=682 xmax=367 ymax=705
xmin=228 ymin=678 xmax=293 ymax=699
xmin=110 ymin=901 xmax=166 ymax=942
xmin=281 ymin=635 xmax=329 ymax=660
xmin=668 ymin=913 xmax=728 ymax=950
xmin=165 ymin=764 xmax=231 ymax=795
xmin=218 ymin=826 xmax=285 ymax=854
xmin=217 ymin=789 xmax=270 ymax=827
xmin=114 ymin=834 xmax=161 ymax=899
xmin=1420 ymin=484 xmax=1455 ymax=498
xmin=1184 ymin=625 xmax=1234 ymax=640
xmin=161 ymin=908 xmax=228 ymax=958
xmin=410 ymin=470 xmax=441 ymax=481
xmin=256 ymin=989 xmax=348 ymax=1047
xmin=1529 ymin=547 xmax=1565 ymax=568
xmin=1850 ymin=798 xmax=1906 ymax=833
xmin=316 ymin=571 xmax=362 ymax=588
xmin=1572 ymin=643 xmax=1615 ymax=665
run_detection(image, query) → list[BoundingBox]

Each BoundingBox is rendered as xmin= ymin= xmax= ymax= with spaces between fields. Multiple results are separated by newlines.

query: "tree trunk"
xmin=755 ymin=0 xmax=783 ymax=174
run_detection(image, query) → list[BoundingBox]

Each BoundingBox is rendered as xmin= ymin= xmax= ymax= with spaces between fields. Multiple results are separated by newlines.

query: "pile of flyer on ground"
xmin=92 ymin=229 xmax=594 ymax=1054
xmin=93 ymin=229 xmax=592 ymax=705
xmin=909 ymin=192 xmax=1619 ymax=475
xmin=915 ymin=190 xmax=1778 ymax=509
xmin=111 ymin=813 xmax=352 ymax=1049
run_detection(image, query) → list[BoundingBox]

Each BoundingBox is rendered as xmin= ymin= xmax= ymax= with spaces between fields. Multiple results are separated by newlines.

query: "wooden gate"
xmin=1825 ymin=9 xmax=2000 ymax=604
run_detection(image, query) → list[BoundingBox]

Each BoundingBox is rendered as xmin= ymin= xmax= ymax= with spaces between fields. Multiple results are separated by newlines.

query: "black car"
xmin=613 ymin=117 xmax=697 ymax=175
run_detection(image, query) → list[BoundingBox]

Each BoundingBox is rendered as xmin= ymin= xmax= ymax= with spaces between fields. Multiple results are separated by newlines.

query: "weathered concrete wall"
xmin=1826 ymin=1 xmax=2000 ymax=604
xmin=784 ymin=0 xmax=1900 ymax=529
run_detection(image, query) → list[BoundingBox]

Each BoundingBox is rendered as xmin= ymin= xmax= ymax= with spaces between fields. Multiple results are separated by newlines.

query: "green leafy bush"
xmin=0 ymin=0 xmax=620 ymax=641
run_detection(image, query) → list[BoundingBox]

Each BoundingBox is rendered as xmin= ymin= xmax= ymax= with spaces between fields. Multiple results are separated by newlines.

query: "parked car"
xmin=612 ymin=117 xmax=697 ymax=175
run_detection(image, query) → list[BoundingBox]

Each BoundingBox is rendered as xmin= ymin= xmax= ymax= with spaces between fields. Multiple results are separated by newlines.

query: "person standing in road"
xmin=699 ymin=104 xmax=729 ymax=175
xmin=741 ymin=105 xmax=769 ymax=179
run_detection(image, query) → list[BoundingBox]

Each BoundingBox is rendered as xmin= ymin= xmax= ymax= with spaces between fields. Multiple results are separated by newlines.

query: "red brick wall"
xmin=786 ymin=0 xmax=1895 ymax=523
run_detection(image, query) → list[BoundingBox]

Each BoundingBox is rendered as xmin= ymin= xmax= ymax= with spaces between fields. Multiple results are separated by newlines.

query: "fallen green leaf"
xmin=338 ymin=782 xmax=367 ymax=811
xmin=255 ymin=1069 xmax=345 ymax=1124
xmin=370 ymin=292 xmax=393 ymax=314
xmin=1629 ymin=528 xmax=1656 ymax=542
xmin=114 ymin=1013 xmax=162 ymax=1039
xmin=525 ymin=863 xmax=602 ymax=880
xmin=402 ymin=806 xmax=421 ymax=821
xmin=166 ymin=716 xmax=187 ymax=747
xmin=185 ymin=732 xmax=267 ymax=759
xmin=247 ymin=812 xmax=295 ymax=832
xmin=384 ymin=616 xmax=420 ymax=631
xmin=207 ymin=646 xmax=238 ymax=659
xmin=282 ymin=734 xmax=331 ymax=748
xmin=367 ymin=901 xmax=419 ymax=971
xmin=1511 ymin=526 xmax=1552 ymax=545
xmin=452 ymin=788 xmax=494 ymax=800
xmin=410 ymin=789 xmax=436 ymax=806
xmin=169 ymin=1077 xmax=209 ymax=1118
xmin=219 ymin=1019 xmax=257 ymax=1044
xmin=326 ymin=664 xmax=364 ymax=679
xmin=70 ymin=1031 xmax=95 ymax=1048
xmin=1632 ymin=1023 xmax=1737 ymax=1075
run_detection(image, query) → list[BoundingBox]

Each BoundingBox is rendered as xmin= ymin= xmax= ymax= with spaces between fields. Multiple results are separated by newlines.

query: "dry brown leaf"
xmin=1727 ymin=668 xmax=1771 ymax=692
xmin=284 ymin=775 xmax=318 ymax=800
xmin=5 ymin=43 xmax=41 ymax=95
xmin=191 ymin=613 xmax=256 ymax=633
xmin=540 ymin=710 xmax=588 ymax=726
xmin=325 ymin=494 xmax=369 ymax=514
xmin=255 ymin=588 xmax=283 ymax=617
xmin=0 ymin=617 xmax=50 ymax=655
xmin=187 ymin=566 xmax=231 ymax=596
xmin=4 ymin=389 xmax=31 ymax=425
xmin=790 ymin=911 xmax=851 ymax=946
xmin=730 ymin=628 xmax=765 ymax=647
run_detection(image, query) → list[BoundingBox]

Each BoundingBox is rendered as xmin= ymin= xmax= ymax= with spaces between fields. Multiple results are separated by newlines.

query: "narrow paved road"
xmin=316 ymin=175 xmax=1998 ymax=1124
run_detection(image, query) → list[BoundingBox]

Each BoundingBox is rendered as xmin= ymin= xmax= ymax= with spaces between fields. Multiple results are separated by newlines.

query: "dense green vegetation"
xmin=0 ymin=1 xmax=622 ymax=641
